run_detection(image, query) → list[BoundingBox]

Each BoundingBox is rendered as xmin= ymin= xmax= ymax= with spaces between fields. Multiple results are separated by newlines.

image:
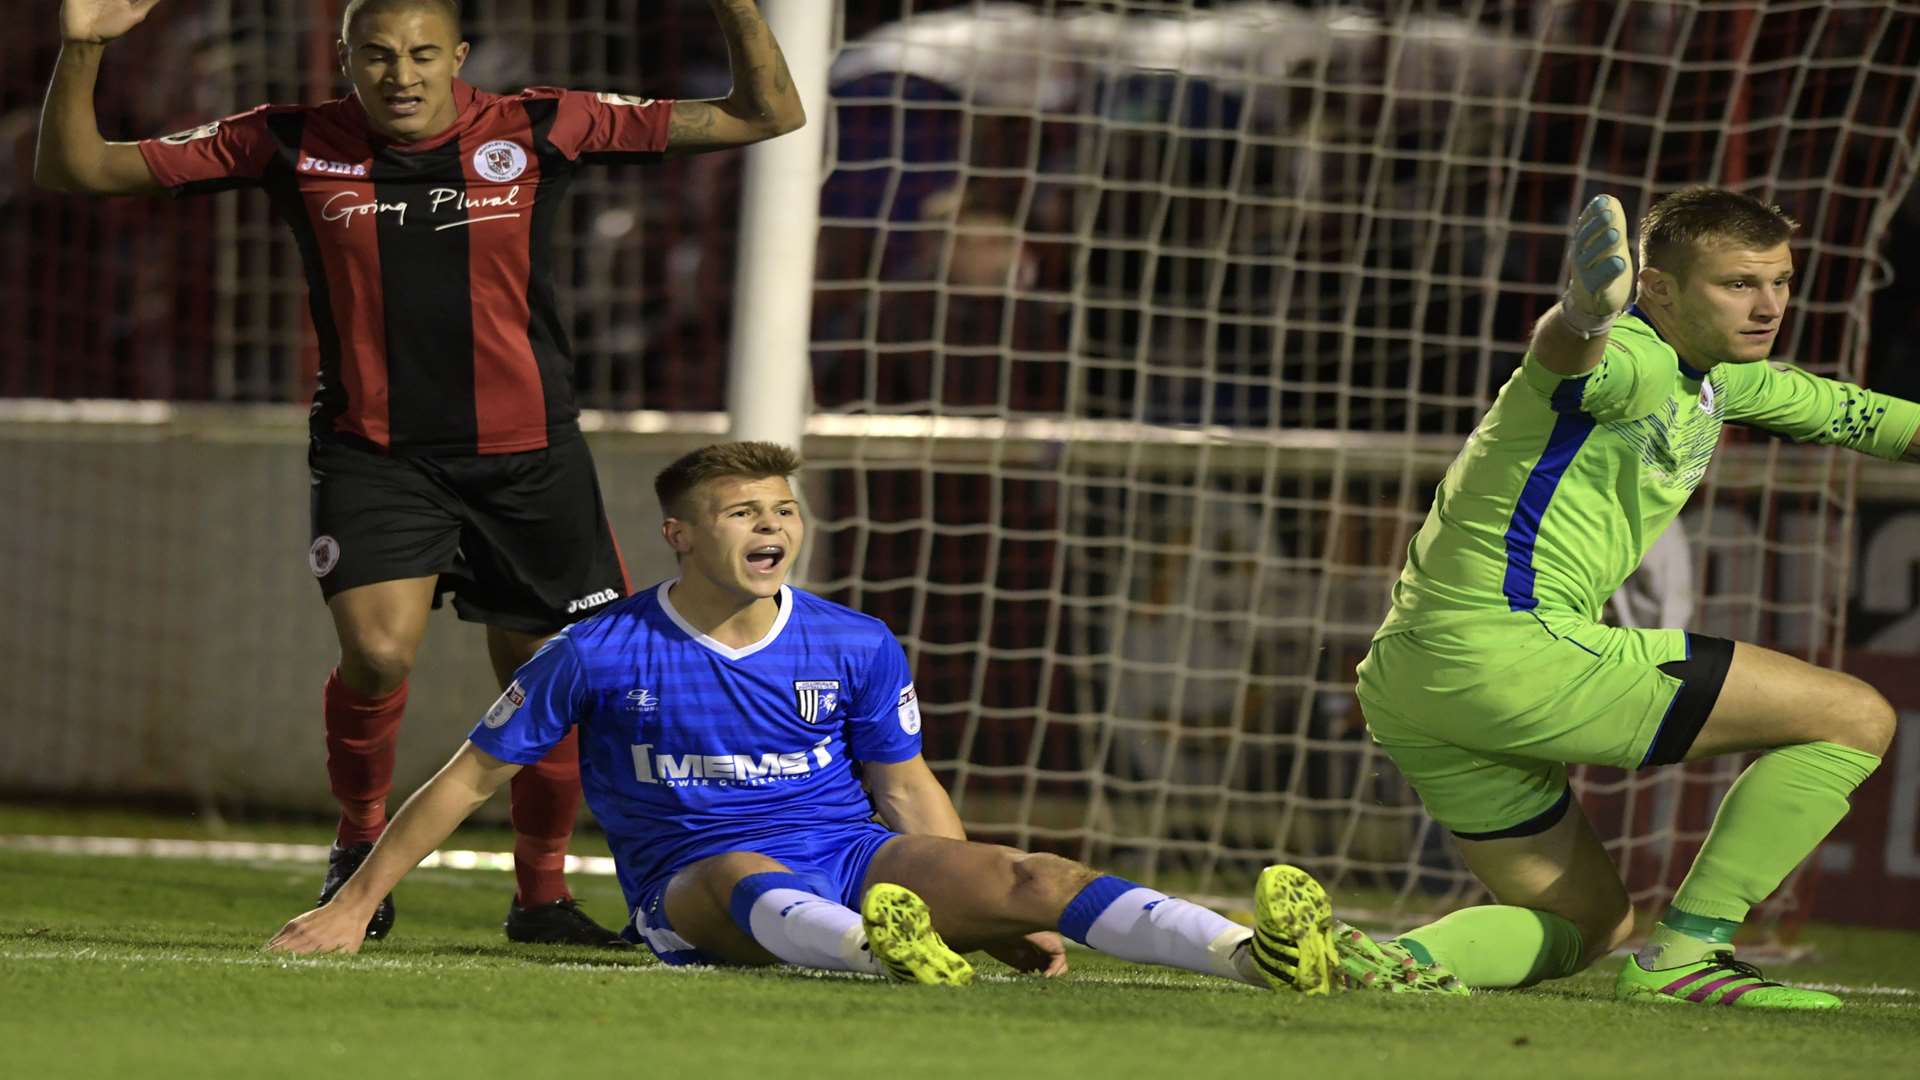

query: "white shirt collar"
xmin=655 ymin=579 xmax=793 ymax=661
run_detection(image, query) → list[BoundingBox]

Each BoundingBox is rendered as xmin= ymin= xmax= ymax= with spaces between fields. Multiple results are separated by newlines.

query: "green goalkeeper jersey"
xmin=1376 ymin=311 xmax=1920 ymax=637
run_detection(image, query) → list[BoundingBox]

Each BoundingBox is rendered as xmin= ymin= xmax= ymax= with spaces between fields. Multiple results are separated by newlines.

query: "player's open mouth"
xmin=745 ymin=545 xmax=786 ymax=573
xmin=384 ymin=94 xmax=425 ymax=116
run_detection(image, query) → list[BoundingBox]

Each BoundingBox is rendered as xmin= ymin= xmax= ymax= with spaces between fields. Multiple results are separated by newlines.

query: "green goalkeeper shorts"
xmin=1354 ymin=612 xmax=1732 ymax=839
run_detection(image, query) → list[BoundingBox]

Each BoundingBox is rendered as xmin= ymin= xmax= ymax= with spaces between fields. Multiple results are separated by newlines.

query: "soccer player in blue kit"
xmin=269 ymin=442 xmax=1343 ymax=992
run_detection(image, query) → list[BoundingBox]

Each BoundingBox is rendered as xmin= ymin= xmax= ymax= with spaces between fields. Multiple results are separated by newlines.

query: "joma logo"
xmin=567 ymin=588 xmax=619 ymax=614
xmin=299 ymin=153 xmax=368 ymax=177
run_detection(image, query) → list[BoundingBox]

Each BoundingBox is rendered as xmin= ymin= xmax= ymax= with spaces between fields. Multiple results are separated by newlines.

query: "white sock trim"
xmin=745 ymin=887 xmax=878 ymax=974
xmin=1080 ymin=886 xmax=1253 ymax=983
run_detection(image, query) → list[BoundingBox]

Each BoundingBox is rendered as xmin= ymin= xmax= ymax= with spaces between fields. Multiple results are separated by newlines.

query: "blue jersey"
xmin=467 ymin=581 xmax=923 ymax=913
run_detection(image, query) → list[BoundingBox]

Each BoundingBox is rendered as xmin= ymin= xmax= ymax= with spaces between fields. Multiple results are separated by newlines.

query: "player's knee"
xmin=338 ymin=638 xmax=417 ymax=695
xmin=694 ymin=851 xmax=790 ymax=905
xmin=1854 ymin=686 xmax=1897 ymax=757
xmin=1825 ymin=679 xmax=1896 ymax=757
xmin=1005 ymin=851 xmax=1097 ymax=917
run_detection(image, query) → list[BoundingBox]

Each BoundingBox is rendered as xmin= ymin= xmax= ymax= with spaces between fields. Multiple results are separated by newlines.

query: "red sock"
xmin=509 ymin=728 xmax=581 ymax=907
xmin=323 ymin=668 xmax=408 ymax=847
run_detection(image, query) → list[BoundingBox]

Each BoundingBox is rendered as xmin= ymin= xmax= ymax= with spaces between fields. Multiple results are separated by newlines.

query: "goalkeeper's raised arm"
xmin=33 ymin=0 xmax=166 ymax=194
xmin=1530 ymin=194 xmax=1635 ymax=377
xmin=665 ymin=0 xmax=806 ymax=155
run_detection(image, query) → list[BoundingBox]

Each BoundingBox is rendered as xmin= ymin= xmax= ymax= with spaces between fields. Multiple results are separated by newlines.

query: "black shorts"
xmin=308 ymin=435 xmax=631 ymax=634
xmin=1647 ymin=632 xmax=1737 ymax=766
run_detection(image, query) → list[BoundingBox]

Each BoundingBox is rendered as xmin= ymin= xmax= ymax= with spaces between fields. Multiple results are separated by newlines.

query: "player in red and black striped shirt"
xmin=37 ymin=0 xmax=805 ymax=945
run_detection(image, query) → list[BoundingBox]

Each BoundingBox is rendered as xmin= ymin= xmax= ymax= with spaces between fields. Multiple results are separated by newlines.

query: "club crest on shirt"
xmin=595 ymin=92 xmax=656 ymax=107
xmin=794 ymin=680 xmax=841 ymax=724
xmin=158 ymin=121 xmax=220 ymax=145
xmin=473 ymin=139 xmax=528 ymax=182
xmin=1698 ymin=377 xmax=1716 ymax=415
xmin=484 ymin=681 xmax=527 ymax=728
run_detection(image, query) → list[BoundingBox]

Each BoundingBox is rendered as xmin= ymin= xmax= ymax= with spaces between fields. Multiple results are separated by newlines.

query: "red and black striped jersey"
xmin=138 ymin=81 xmax=672 ymax=456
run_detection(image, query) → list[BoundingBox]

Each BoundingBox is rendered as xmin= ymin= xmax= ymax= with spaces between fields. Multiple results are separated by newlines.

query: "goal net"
xmin=4 ymin=0 xmax=1919 ymax=933
xmin=807 ymin=0 xmax=1920 ymax=926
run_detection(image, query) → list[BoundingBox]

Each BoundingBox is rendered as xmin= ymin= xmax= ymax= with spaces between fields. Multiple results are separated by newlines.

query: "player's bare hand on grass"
xmin=986 ymin=930 xmax=1069 ymax=976
xmin=267 ymin=903 xmax=372 ymax=956
xmin=1560 ymin=193 xmax=1633 ymax=338
xmin=61 ymin=0 xmax=163 ymax=44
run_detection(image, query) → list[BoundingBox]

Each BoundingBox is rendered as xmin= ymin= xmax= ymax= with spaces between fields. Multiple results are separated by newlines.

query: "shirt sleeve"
xmin=467 ymin=635 xmax=589 ymax=765
xmin=844 ymin=635 xmax=923 ymax=765
xmin=1519 ymin=320 xmax=1676 ymax=425
xmin=1714 ymin=360 xmax=1920 ymax=461
xmin=136 ymin=106 xmax=281 ymax=195
xmin=539 ymin=88 xmax=674 ymax=163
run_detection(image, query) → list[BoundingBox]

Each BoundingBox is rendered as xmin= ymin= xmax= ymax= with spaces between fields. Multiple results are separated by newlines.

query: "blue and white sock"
xmin=728 ymin=872 xmax=883 ymax=975
xmin=1058 ymin=875 xmax=1257 ymax=985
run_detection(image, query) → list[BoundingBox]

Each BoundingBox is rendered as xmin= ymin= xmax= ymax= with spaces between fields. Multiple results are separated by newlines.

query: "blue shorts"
xmin=630 ymin=821 xmax=900 ymax=966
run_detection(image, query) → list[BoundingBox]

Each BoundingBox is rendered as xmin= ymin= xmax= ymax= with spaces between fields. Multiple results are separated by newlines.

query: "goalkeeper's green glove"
xmin=1560 ymin=194 xmax=1633 ymax=339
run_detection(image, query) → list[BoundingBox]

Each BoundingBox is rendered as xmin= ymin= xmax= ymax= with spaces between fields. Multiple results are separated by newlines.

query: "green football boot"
xmin=860 ymin=882 xmax=974 ymax=986
xmin=1333 ymin=922 xmax=1470 ymax=995
xmin=1247 ymin=864 xmax=1337 ymax=995
xmin=1616 ymin=951 xmax=1840 ymax=1008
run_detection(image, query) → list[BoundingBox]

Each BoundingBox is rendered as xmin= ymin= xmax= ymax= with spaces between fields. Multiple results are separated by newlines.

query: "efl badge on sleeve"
xmin=595 ymin=92 xmax=656 ymax=107
xmin=484 ymin=681 xmax=527 ymax=728
xmin=158 ymin=121 xmax=221 ymax=145
xmin=794 ymin=680 xmax=841 ymax=724
xmin=896 ymin=684 xmax=922 ymax=735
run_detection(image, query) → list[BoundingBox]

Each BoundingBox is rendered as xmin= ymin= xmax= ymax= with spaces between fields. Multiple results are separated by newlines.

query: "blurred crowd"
xmin=6 ymin=1 xmax=1915 ymax=418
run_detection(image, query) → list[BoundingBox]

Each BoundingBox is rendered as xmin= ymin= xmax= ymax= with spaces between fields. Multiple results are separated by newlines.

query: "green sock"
xmin=1670 ymin=741 xmax=1879 ymax=923
xmin=1649 ymin=741 xmax=1879 ymax=967
xmin=1397 ymin=906 xmax=1585 ymax=989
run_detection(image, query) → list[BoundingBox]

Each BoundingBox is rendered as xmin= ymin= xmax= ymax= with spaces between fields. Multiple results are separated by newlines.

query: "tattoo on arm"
xmin=667 ymin=101 xmax=722 ymax=150
xmin=666 ymin=0 xmax=801 ymax=152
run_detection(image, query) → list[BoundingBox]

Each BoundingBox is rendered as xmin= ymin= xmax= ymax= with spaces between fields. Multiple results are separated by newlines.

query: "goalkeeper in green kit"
xmin=1343 ymin=187 xmax=1914 ymax=1008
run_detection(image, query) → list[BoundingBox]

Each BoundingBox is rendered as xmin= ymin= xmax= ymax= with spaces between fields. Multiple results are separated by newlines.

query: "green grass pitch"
xmin=3 ymin=811 xmax=1918 ymax=1079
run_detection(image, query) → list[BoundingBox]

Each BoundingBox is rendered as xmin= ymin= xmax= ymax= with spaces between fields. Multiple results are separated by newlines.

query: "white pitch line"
xmin=1800 ymin=982 xmax=1920 ymax=997
xmin=8 ymin=835 xmax=1920 ymax=1004
xmin=0 ymin=948 xmax=692 ymax=974
xmin=4 ymin=949 xmax=1915 ymax=1004
xmin=0 ymin=833 xmax=619 ymax=877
